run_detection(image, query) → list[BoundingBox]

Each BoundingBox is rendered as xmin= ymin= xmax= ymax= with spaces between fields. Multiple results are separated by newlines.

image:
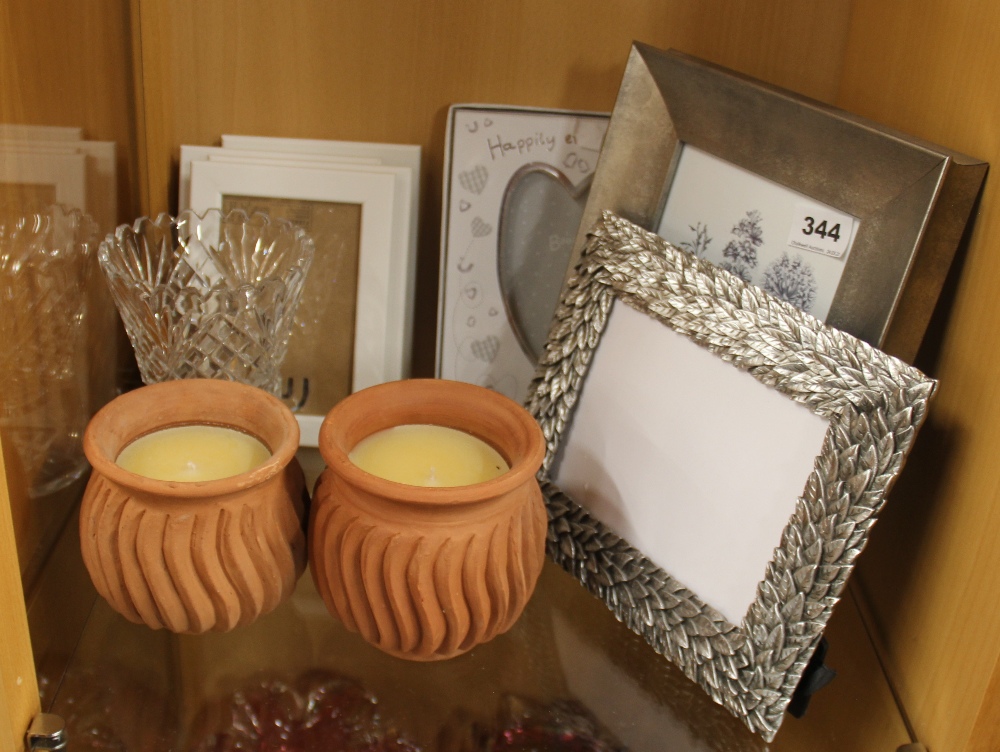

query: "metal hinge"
xmin=25 ymin=714 xmax=66 ymax=752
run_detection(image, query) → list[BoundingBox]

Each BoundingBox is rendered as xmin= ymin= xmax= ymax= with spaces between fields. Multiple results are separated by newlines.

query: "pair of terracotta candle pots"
xmin=80 ymin=378 xmax=547 ymax=661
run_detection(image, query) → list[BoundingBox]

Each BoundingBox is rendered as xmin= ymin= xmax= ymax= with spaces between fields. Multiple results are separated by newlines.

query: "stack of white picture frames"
xmin=180 ymin=136 xmax=420 ymax=446
xmin=0 ymin=123 xmax=117 ymax=234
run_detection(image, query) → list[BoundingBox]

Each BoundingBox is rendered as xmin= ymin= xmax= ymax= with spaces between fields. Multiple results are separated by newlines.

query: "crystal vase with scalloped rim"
xmin=98 ymin=209 xmax=314 ymax=394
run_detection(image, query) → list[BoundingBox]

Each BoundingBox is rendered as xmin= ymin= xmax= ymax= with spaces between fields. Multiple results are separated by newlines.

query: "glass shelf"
xmin=41 ymin=449 xmax=909 ymax=751
xmin=46 ymin=555 xmax=909 ymax=751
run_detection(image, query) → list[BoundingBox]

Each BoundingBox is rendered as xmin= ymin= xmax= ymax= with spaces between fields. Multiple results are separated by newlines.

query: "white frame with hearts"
xmin=435 ymin=104 xmax=609 ymax=403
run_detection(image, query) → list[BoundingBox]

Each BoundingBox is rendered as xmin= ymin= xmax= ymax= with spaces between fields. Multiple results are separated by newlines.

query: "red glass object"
xmin=191 ymin=670 xmax=419 ymax=752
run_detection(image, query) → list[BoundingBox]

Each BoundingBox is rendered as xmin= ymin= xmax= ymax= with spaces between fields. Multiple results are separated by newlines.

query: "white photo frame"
xmin=0 ymin=124 xmax=82 ymax=141
xmin=188 ymin=159 xmax=407 ymax=446
xmin=177 ymin=144 xmax=381 ymax=210
xmin=205 ymin=154 xmax=415 ymax=381
xmin=220 ymin=134 xmax=420 ymax=175
xmin=527 ymin=212 xmax=937 ymax=740
xmin=215 ymin=136 xmax=421 ymax=290
xmin=0 ymin=140 xmax=116 ymax=233
xmin=0 ymin=151 xmax=86 ymax=210
xmin=0 ymin=140 xmax=82 ymax=154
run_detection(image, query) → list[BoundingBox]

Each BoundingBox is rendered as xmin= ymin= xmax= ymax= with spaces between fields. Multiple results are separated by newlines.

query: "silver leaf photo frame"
xmin=526 ymin=212 xmax=937 ymax=740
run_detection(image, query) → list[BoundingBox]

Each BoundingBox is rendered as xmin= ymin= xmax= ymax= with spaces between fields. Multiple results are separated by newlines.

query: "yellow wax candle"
xmin=116 ymin=424 xmax=271 ymax=482
xmin=348 ymin=424 xmax=509 ymax=487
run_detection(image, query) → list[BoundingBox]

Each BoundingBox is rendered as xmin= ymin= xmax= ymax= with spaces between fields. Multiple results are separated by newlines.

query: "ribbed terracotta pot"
xmin=311 ymin=379 xmax=547 ymax=661
xmin=80 ymin=379 xmax=307 ymax=634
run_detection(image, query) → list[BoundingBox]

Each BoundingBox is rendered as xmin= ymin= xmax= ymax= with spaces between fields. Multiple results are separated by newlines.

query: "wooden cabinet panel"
xmin=132 ymin=0 xmax=852 ymax=376
xmin=15 ymin=1 xmax=1000 ymax=748
xmin=837 ymin=2 xmax=1000 ymax=750
xmin=0 ymin=439 xmax=39 ymax=752
xmin=0 ymin=4 xmax=134 ymax=747
xmin=133 ymin=0 xmax=852 ymax=217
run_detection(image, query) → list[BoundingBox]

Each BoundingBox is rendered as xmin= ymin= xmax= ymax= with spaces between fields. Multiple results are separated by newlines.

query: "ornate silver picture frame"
xmin=527 ymin=212 xmax=936 ymax=740
xmin=570 ymin=44 xmax=986 ymax=363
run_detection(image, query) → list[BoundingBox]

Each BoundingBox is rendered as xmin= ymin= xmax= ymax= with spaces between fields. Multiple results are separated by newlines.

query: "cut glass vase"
xmin=99 ymin=209 xmax=314 ymax=395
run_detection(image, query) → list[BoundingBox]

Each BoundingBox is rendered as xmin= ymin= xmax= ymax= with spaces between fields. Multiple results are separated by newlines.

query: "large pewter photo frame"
xmin=571 ymin=44 xmax=986 ymax=363
xmin=527 ymin=212 xmax=937 ymax=740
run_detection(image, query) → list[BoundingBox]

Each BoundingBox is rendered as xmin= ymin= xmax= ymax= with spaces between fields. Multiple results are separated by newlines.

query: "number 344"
xmin=802 ymin=216 xmax=841 ymax=241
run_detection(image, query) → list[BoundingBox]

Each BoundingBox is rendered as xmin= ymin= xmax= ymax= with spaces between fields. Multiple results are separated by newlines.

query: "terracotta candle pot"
xmin=80 ymin=379 xmax=307 ymax=633
xmin=311 ymin=379 xmax=547 ymax=661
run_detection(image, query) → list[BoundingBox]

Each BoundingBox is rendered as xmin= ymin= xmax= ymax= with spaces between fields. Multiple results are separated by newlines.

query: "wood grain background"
xmin=3 ymin=1 xmax=1000 ymax=749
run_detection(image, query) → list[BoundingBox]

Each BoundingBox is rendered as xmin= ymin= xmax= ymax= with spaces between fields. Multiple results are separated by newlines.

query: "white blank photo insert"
xmin=551 ymin=301 xmax=830 ymax=626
